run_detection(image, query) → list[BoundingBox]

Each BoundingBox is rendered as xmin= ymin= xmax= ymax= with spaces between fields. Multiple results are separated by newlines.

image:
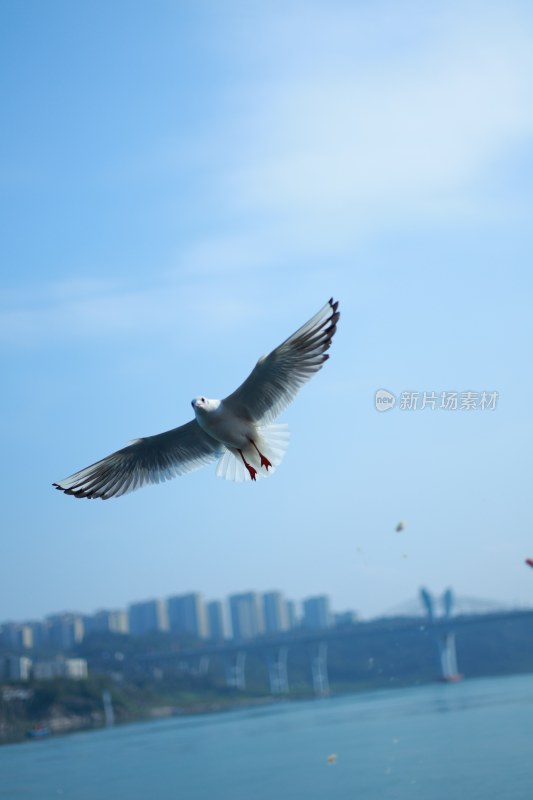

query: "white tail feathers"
xmin=215 ymin=423 xmax=290 ymax=482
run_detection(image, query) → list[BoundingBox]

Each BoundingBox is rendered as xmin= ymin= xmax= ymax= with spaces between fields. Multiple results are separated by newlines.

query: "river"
xmin=1 ymin=673 xmax=532 ymax=799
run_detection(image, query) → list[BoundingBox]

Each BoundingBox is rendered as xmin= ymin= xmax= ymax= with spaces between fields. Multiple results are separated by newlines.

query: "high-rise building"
xmin=302 ymin=596 xmax=332 ymax=630
xmin=46 ymin=613 xmax=85 ymax=650
xmin=286 ymin=600 xmax=298 ymax=630
xmin=0 ymin=622 xmax=33 ymax=650
xmin=28 ymin=621 xmax=48 ymax=650
xmin=89 ymin=609 xmax=129 ymax=635
xmin=207 ymin=600 xmax=229 ymax=640
xmin=128 ymin=599 xmax=168 ymax=636
xmin=334 ymin=610 xmax=358 ymax=627
xmin=263 ymin=591 xmax=290 ymax=635
xmin=167 ymin=593 xmax=208 ymax=639
xmin=0 ymin=655 xmax=33 ymax=681
xmin=33 ymin=656 xmax=88 ymax=680
xmin=229 ymin=592 xmax=264 ymax=640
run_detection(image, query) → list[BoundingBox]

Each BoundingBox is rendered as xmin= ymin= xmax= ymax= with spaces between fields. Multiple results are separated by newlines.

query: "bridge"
xmin=130 ymin=591 xmax=531 ymax=695
xmin=381 ymin=593 xmax=519 ymax=619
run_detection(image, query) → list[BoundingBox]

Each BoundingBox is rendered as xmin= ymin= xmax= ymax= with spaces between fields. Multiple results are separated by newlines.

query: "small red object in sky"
xmin=525 ymin=559 xmax=533 ymax=569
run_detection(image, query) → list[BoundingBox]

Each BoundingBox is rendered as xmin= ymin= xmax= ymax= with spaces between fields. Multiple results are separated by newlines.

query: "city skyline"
xmin=2 ymin=582 xmax=524 ymax=653
xmin=1 ymin=586 xmax=355 ymax=641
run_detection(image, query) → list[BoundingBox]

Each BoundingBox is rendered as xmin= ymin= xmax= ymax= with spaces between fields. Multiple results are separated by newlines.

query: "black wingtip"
xmin=326 ymin=299 xmax=340 ymax=341
xmin=53 ymin=481 xmax=97 ymax=499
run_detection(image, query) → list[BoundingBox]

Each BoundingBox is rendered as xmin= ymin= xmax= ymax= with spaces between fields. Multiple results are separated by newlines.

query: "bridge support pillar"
xmin=225 ymin=651 xmax=246 ymax=690
xmin=437 ymin=631 xmax=460 ymax=681
xmin=267 ymin=646 xmax=289 ymax=694
xmin=177 ymin=655 xmax=210 ymax=677
xmin=198 ymin=655 xmax=210 ymax=677
xmin=310 ymin=641 xmax=329 ymax=696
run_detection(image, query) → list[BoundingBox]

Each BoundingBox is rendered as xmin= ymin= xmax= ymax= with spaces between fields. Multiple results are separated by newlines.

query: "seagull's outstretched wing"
xmin=53 ymin=421 xmax=221 ymax=499
xmin=223 ymin=298 xmax=339 ymax=424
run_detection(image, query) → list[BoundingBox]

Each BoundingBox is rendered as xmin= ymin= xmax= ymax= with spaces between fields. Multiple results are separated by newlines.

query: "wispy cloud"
xmin=3 ymin=4 xmax=532 ymax=349
xmin=169 ymin=234 xmax=273 ymax=279
xmin=213 ymin=6 xmax=533 ymax=248
xmin=91 ymin=5 xmax=533 ymax=267
xmin=0 ymin=270 xmax=264 ymax=348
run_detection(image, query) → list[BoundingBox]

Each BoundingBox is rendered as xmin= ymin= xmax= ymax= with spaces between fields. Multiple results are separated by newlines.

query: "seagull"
xmin=53 ymin=298 xmax=340 ymax=499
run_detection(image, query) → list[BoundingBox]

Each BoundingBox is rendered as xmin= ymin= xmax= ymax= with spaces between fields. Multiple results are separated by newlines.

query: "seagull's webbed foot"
xmin=250 ymin=440 xmax=272 ymax=471
xmin=246 ymin=464 xmax=257 ymax=481
xmin=238 ymin=449 xmax=257 ymax=481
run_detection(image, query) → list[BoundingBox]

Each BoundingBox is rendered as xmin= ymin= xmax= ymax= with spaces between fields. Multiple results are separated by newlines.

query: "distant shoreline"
xmin=4 ymin=668 xmax=533 ymax=747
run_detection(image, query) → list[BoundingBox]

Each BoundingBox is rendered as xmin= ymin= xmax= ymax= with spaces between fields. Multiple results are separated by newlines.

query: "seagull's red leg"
xmin=238 ymin=449 xmax=257 ymax=481
xmin=250 ymin=440 xmax=272 ymax=471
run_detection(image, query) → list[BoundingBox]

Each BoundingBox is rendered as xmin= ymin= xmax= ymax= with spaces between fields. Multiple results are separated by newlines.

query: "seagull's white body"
xmin=54 ymin=298 xmax=339 ymax=498
xmin=192 ymin=396 xmax=290 ymax=483
xmin=191 ymin=396 xmax=287 ymax=482
xmin=192 ymin=397 xmax=246 ymax=448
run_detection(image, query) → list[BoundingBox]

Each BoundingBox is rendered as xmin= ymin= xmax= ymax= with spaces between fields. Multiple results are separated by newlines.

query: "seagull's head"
xmin=191 ymin=396 xmax=220 ymax=415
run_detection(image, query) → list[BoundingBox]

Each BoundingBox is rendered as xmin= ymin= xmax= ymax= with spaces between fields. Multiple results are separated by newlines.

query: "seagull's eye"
xmin=201 ymin=397 xmax=205 ymax=403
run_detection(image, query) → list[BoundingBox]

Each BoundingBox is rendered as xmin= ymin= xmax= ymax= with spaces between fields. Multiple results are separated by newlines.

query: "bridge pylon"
xmin=420 ymin=587 xmax=462 ymax=682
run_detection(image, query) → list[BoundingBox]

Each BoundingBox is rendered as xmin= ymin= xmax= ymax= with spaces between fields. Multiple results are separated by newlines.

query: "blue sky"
xmin=2 ymin=0 xmax=533 ymax=624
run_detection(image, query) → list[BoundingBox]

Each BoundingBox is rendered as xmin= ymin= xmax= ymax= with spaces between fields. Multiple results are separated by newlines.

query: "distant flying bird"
xmin=53 ymin=299 xmax=340 ymax=499
xmin=395 ymin=521 xmax=406 ymax=532
xmin=526 ymin=559 xmax=533 ymax=569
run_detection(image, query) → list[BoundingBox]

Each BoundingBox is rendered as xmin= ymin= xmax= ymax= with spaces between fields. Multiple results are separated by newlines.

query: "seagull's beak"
xmin=191 ymin=399 xmax=196 ymax=409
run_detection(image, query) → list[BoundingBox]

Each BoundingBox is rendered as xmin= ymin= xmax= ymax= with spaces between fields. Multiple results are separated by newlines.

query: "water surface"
xmin=2 ymin=673 xmax=532 ymax=799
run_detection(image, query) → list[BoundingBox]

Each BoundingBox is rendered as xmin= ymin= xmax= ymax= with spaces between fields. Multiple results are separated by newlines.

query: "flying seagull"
xmin=53 ymin=298 xmax=340 ymax=499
